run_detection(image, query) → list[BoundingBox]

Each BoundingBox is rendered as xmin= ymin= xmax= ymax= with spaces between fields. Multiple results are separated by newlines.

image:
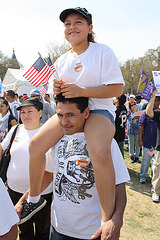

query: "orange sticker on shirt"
xmin=77 ymin=160 xmax=89 ymax=167
xmin=74 ymin=65 xmax=83 ymax=72
xmin=74 ymin=60 xmax=83 ymax=72
xmin=13 ymin=140 xmax=19 ymax=142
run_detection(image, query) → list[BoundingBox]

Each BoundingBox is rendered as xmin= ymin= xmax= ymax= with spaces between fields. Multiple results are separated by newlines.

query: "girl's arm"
xmin=60 ymin=82 xmax=123 ymax=99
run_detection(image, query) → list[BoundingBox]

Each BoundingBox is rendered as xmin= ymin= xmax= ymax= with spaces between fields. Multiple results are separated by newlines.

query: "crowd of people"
xmin=113 ymin=93 xmax=160 ymax=204
xmin=0 ymin=6 xmax=159 ymax=240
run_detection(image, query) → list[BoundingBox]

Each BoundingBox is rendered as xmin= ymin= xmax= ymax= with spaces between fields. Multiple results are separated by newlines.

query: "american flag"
xmin=40 ymin=84 xmax=48 ymax=95
xmin=44 ymin=56 xmax=56 ymax=74
xmin=23 ymin=57 xmax=53 ymax=87
xmin=147 ymin=149 xmax=155 ymax=156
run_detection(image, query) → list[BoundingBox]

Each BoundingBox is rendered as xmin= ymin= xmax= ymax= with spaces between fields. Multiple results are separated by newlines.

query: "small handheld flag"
xmin=23 ymin=56 xmax=53 ymax=87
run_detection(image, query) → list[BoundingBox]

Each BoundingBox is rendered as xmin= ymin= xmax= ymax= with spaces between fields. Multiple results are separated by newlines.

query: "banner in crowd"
xmin=137 ymin=69 xmax=156 ymax=101
xmin=152 ymin=71 xmax=160 ymax=95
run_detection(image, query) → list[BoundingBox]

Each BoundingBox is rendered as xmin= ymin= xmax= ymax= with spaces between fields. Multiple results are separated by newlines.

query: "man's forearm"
xmin=112 ymin=183 xmax=127 ymax=227
xmin=146 ymin=92 xmax=156 ymax=118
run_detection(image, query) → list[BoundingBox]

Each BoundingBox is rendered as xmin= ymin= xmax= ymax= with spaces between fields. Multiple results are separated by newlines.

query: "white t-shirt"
xmin=9 ymin=101 xmax=20 ymax=121
xmin=50 ymin=100 xmax=56 ymax=112
xmin=0 ymin=178 xmax=19 ymax=236
xmin=54 ymin=42 xmax=124 ymax=117
xmin=46 ymin=133 xmax=130 ymax=239
xmin=1 ymin=124 xmax=52 ymax=194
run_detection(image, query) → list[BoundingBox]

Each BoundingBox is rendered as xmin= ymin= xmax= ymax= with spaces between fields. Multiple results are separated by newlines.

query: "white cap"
xmin=130 ymin=94 xmax=135 ymax=98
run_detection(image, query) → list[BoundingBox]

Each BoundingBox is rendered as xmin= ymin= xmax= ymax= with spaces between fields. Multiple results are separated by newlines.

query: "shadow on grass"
xmin=126 ymin=168 xmax=152 ymax=198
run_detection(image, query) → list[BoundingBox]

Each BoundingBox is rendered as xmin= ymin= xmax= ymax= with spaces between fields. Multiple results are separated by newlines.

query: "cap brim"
xmin=60 ymin=8 xmax=79 ymax=22
xmin=17 ymin=103 xmax=34 ymax=110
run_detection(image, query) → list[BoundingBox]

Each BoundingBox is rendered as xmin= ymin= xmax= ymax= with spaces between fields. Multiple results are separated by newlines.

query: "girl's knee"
xmin=89 ymin=145 xmax=112 ymax=165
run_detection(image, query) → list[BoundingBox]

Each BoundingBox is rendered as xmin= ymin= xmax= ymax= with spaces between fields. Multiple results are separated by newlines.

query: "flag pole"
xmin=48 ymin=53 xmax=60 ymax=80
xmin=38 ymin=52 xmax=59 ymax=80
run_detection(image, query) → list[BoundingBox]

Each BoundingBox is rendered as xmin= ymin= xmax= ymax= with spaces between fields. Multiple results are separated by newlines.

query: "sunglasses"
xmin=131 ymin=103 xmax=136 ymax=107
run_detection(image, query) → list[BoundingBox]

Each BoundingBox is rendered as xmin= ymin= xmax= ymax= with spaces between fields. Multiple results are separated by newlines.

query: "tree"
xmin=120 ymin=47 xmax=159 ymax=94
xmin=47 ymin=41 xmax=70 ymax=63
xmin=0 ymin=51 xmax=10 ymax=80
xmin=0 ymin=50 xmax=22 ymax=80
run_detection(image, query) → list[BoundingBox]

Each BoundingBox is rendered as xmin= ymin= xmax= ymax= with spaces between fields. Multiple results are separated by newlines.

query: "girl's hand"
xmin=61 ymin=82 xmax=83 ymax=98
xmin=53 ymin=79 xmax=63 ymax=96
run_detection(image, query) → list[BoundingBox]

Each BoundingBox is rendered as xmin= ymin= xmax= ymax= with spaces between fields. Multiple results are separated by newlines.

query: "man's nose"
xmin=62 ymin=116 xmax=69 ymax=125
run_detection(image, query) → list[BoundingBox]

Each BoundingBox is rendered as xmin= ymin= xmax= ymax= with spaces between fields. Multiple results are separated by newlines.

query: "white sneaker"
xmin=152 ymin=193 xmax=159 ymax=203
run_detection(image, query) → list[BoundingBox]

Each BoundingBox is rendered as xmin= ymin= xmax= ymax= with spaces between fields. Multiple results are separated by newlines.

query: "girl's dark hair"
xmin=86 ymin=19 xmax=96 ymax=43
xmin=0 ymin=97 xmax=12 ymax=114
xmin=55 ymin=93 xmax=88 ymax=113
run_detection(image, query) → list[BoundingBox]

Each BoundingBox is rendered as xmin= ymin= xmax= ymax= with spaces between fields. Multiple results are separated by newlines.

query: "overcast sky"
xmin=1 ymin=0 xmax=160 ymax=69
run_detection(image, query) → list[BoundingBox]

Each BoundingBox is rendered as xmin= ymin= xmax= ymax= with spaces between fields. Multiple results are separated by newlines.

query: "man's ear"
xmin=84 ymin=107 xmax=90 ymax=120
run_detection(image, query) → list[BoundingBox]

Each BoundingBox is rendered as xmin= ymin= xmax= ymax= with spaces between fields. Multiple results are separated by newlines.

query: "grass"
xmin=17 ymin=145 xmax=159 ymax=240
xmin=120 ymin=145 xmax=160 ymax=240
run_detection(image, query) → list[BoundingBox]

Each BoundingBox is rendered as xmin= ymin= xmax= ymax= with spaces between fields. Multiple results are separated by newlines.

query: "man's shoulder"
xmin=11 ymin=101 xmax=20 ymax=107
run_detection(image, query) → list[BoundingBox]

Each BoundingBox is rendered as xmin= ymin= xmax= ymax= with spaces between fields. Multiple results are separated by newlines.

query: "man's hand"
xmin=139 ymin=139 xmax=144 ymax=148
xmin=15 ymin=199 xmax=24 ymax=219
xmin=15 ymin=190 xmax=29 ymax=219
xmin=91 ymin=219 xmax=122 ymax=240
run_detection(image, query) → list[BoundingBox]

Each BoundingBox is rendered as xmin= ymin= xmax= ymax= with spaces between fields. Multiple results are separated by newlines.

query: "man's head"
xmin=129 ymin=94 xmax=135 ymax=103
xmin=30 ymin=89 xmax=41 ymax=99
xmin=154 ymin=96 xmax=160 ymax=110
xmin=6 ymin=90 xmax=16 ymax=103
xmin=55 ymin=93 xmax=89 ymax=135
xmin=44 ymin=94 xmax=50 ymax=103
xmin=113 ymin=94 xmax=126 ymax=106
xmin=135 ymin=95 xmax=142 ymax=104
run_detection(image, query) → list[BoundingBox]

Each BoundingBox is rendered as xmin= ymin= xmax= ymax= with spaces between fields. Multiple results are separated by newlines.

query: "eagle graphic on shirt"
xmin=54 ymin=138 xmax=95 ymax=204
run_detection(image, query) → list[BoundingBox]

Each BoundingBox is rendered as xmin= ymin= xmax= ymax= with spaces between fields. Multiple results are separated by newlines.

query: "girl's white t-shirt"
xmin=54 ymin=42 xmax=125 ymax=116
xmin=0 ymin=178 xmax=19 ymax=236
xmin=1 ymin=125 xmax=52 ymax=194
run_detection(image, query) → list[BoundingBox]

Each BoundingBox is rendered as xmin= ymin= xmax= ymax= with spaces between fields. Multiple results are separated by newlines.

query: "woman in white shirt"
xmin=0 ymin=97 xmax=52 ymax=240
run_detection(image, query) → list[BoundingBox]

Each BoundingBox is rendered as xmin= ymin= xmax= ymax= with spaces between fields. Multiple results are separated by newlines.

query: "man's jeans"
xmin=152 ymin=150 xmax=160 ymax=195
xmin=49 ymin=225 xmax=101 ymax=240
xmin=128 ymin=133 xmax=140 ymax=158
xmin=140 ymin=147 xmax=153 ymax=181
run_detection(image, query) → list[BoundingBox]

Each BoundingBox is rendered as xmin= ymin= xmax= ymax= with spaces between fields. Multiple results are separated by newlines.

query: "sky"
xmin=1 ymin=0 xmax=160 ymax=70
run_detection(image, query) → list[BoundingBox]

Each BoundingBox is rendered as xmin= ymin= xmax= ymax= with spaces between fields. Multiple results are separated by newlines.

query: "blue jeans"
xmin=90 ymin=109 xmax=115 ymax=126
xmin=128 ymin=133 xmax=140 ymax=158
xmin=49 ymin=225 xmax=101 ymax=240
xmin=140 ymin=147 xmax=153 ymax=181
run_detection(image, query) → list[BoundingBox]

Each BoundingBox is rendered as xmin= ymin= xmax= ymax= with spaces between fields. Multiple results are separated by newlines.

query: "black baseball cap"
xmin=17 ymin=97 xmax=43 ymax=111
xmin=135 ymin=95 xmax=142 ymax=100
xmin=59 ymin=7 xmax=92 ymax=23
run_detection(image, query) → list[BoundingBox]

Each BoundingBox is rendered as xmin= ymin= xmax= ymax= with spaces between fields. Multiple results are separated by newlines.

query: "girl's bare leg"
xmin=84 ymin=114 xmax=115 ymax=222
xmin=29 ymin=114 xmax=64 ymax=197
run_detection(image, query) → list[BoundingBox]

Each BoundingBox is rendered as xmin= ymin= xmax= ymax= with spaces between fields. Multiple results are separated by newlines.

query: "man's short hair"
xmin=156 ymin=96 xmax=160 ymax=101
xmin=55 ymin=93 xmax=89 ymax=113
xmin=6 ymin=90 xmax=15 ymax=98
xmin=117 ymin=94 xmax=126 ymax=106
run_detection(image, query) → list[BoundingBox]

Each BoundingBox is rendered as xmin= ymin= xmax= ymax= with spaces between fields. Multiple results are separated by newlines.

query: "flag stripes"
xmin=23 ymin=56 xmax=53 ymax=87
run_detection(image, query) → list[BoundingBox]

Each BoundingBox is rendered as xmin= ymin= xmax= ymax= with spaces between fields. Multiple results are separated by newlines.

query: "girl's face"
xmin=0 ymin=102 xmax=9 ymax=116
xmin=64 ymin=13 xmax=93 ymax=46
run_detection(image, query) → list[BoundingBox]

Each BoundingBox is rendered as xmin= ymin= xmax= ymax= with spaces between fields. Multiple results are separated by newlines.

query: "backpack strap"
xmin=7 ymin=124 xmax=19 ymax=150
